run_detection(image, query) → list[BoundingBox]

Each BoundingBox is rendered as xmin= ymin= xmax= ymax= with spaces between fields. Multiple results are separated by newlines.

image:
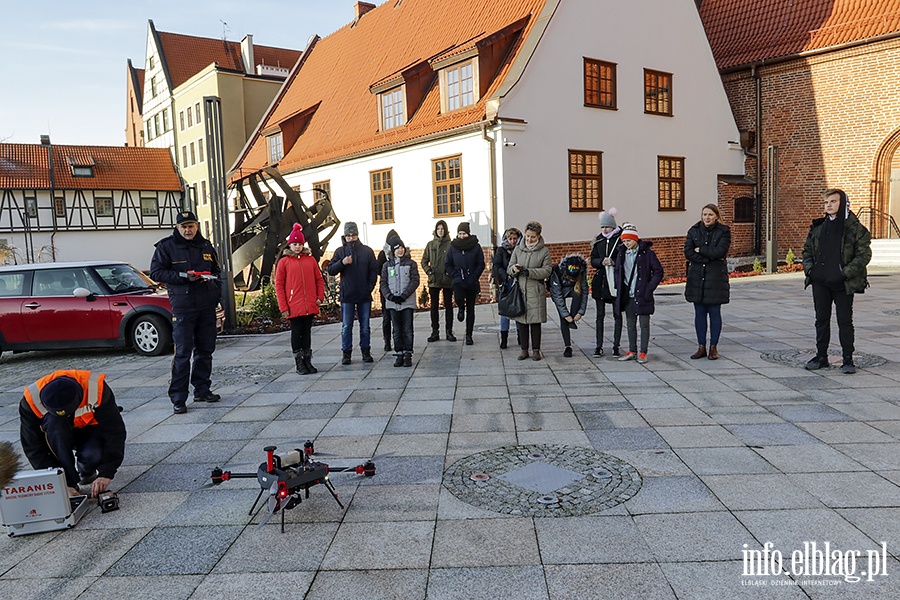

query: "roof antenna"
xmin=220 ymin=20 xmax=230 ymax=41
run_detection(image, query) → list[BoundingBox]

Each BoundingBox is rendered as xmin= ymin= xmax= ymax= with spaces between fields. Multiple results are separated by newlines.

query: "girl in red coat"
xmin=275 ymin=224 xmax=326 ymax=374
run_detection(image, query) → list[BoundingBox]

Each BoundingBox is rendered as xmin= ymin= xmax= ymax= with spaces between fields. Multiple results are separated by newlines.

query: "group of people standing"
xmin=272 ymin=187 xmax=870 ymax=375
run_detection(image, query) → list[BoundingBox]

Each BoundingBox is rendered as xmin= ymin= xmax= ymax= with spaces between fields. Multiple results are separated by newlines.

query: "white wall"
xmin=495 ymin=0 xmax=746 ymax=242
xmin=1 ymin=230 xmax=172 ymax=271
xmin=257 ymin=130 xmax=494 ymax=254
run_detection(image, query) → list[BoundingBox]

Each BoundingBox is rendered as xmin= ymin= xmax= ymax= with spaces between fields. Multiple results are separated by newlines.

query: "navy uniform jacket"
xmin=150 ymin=229 xmax=222 ymax=313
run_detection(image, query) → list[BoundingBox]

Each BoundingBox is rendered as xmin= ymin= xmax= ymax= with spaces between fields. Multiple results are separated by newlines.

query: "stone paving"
xmin=0 ymin=269 xmax=899 ymax=599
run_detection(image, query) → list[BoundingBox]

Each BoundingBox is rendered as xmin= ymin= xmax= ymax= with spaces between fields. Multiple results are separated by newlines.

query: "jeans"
xmin=429 ymin=287 xmax=453 ymax=332
xmin=558 ymin=291 xmax=585 ymax=347
xmin=453 ymin=286 xmax=478 ymax=336
xmin=389 ymin=308 xmax=415 ymax=353
xmin=169 ymin=308 xmax=217 ymax=404
xmin=811 ymin=282 xmax=855 ymax=361
xmin=623 ymin=296 xmax=651 ymax=353
xmin=693 ymin=303 xmax=723 ymax=345
xmin=595 ymin=299 xmax=622 ymax=350
xmin=290 ymin=314 xmax=314 ymax=351
xmin=340 ymin=301 xmax=372 ymax=351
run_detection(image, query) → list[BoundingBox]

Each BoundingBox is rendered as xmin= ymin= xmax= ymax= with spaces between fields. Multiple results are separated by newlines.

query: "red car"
xmin=0 ymin=261 xmax=177 ymax=357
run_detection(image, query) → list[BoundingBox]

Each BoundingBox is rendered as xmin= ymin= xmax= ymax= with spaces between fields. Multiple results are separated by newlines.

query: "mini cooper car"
xmin=0 ymin=261 xmax=176 ymax=357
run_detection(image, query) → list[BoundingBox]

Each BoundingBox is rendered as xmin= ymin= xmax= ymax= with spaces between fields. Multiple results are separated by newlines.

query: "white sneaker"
xmin=618 ymin=352 xmax=636 ymax=361
xmin=637 ymin=352 xmax=648 ymax=364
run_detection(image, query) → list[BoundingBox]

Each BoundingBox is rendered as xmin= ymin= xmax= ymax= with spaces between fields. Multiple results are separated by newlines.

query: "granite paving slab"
xmin=105 ymin=525 xmax=243 ymax=575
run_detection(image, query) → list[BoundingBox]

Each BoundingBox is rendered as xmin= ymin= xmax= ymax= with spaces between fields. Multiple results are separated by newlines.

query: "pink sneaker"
xmin=618 ymin=352 xmax=636 ymax=362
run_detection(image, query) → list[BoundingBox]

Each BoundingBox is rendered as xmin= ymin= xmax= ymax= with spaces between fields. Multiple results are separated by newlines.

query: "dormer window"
xmin=267 ymin=133 xmax=284 ymax=163
xmin=442 ymin=60 xmax=476 ymax=112
xmin=380 ymin=88 xmax=405 ymax=130
xmin=71 ymin=166 xmax=94 ymax=177
xmin=67 ymin=154 xmax=95 ymax=177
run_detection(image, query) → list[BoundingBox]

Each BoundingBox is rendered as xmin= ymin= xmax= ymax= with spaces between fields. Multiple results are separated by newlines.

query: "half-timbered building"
xmin=0 ymin=140 xmax=184 ymax=269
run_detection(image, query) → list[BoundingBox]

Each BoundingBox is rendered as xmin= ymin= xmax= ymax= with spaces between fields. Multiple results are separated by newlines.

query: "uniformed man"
xmin=20 ymin=371 xmax=126 ymax=497
xmin=150 ymin=210 xmax=223 ymax=413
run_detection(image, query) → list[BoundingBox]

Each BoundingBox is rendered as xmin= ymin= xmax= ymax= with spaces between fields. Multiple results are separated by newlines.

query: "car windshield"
xmin=94 ymin=265 xmax=156 ymax=293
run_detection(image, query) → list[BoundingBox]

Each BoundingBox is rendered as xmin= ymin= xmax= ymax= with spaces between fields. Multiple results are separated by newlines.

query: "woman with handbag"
xmin=492 ymin=227 xmax=522 ymax=348
xmin=589 ymin=209 xmax=622 ymax=356
xmin=508 ymin=221 xmax=553 ymax=361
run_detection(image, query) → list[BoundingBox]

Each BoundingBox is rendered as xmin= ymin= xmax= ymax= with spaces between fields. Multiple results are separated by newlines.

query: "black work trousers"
xmin=453 ymin=286 xmax=478 ymax=336
xmin=169 ymin=308 xmax=217 ymax=404
xmin=40 ymin=417 xmax=103 ymax=487
xmin=811 ymin=281 xmax=855 ymax=361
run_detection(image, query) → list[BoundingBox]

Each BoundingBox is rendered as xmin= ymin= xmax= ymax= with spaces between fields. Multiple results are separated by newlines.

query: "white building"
xmin=231 ymin=0 xmax=745 ymax=272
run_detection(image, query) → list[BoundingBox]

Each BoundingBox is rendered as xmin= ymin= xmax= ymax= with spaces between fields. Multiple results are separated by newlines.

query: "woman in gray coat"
xmin=508 ymin=221 xmax=553 ymax=361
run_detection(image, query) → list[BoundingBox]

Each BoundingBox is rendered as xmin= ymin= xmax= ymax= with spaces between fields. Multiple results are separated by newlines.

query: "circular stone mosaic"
xmin=760 ymin=349 xmax=887 ymax=369
xmin=442 ymin=444 xmax=642 ymax=517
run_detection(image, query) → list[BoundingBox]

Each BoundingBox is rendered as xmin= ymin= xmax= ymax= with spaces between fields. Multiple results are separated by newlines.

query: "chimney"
xmin=355 ymin=2 xmax=375 ymax=21
xmin=240 ymin=34 xmax=254 ymax=74
xmin=40 ymin=135 xmax=51 ymax=146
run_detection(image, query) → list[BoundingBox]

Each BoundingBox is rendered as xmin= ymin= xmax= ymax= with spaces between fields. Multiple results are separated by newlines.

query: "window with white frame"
xmin=380 ymin=88 xmax=404 ymax=130
xmin=443 ymin=61 xmax=475 ymax=112
xmin=198 ymin=138 xmax=204 ymax=162
xmin=140 ymin=197 xmax=158 ymax=217
xmin=187 ymin=108 xmax=193 ymax=128
xmin=267 ymin=133 xmax=284 ymax=163
xmin=195 ymin=102 xmax=201 ymax=124
xmin=95 ymin=196 xmax=113 ymax=217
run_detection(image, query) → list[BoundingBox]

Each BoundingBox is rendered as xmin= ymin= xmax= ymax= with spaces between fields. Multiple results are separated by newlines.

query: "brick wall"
xmin=719 ymin=37 xmax=900 ymax=256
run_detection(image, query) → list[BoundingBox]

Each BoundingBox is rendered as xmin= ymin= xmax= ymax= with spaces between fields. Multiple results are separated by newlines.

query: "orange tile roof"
xmin=156 ymin=30 xmax=303 ymax=88
xmin=233 ymin=0 xmax=547 ymax=180
xmin=0 ymin=144 xmax=182 ymax=191
xmin=700 ymin=0 xmax=900 ymax=70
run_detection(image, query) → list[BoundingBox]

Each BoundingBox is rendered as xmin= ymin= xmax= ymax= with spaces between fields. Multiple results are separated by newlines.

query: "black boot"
xmin=393 ymin=353 xmax=404 ymax=367
xmin=427 ymin=329 xmax=440 ymax=342
xmin=403 ymin=352 xmax=412 ymax=367
xmin=361 ymin=348 xmax=374 ymax=363
xmin=500 ymin=331 xmax=508 ymax=349
xmin=303 ymin=349 xmax=318 ymax=374
xmin=294 ymin=351 xmax=310 ymax=375
xmin=446 ymin=329 xmax=457 ymax=342
xmin=342 ymin=350 xmax=352 ymax=365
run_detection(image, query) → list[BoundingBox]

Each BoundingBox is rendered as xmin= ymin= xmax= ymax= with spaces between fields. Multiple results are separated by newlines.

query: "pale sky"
xmin=0 ymin=0 xmax=362 ymax=146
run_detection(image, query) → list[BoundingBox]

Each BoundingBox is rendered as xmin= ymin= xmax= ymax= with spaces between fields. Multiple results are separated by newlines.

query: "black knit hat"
xmin=40 ymin=376 xmax=83 ymax=416
xmin=387 ymin=234 xmax=404 ymax=251
xmin=457 ymin=222 xmax=471 ymax=234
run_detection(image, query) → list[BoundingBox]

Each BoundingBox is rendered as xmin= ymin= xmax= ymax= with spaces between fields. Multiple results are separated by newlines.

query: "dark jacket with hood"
xmin=327 ymin=237 xmax=378 ymax=303
xmin=590 ymin=228 xmax=621 ymax=301
xmin=421 ymin=221 xmax=452 ymax=288
xmin=802 ymin=191 xmax=871 ymax=294
xmin=614 ymin=240 xmax=664 ymax=316
xmin=445 ymin=234 xmax=485 ymax=290
xmin=380 ymin=242 xmax=420 ymax=311
xmin=492 ymin=231 xmax=519 ymax=288
xmin=684 ymin=221 xmax=731 ymax=305
xmin=150 ymin=228 xmax=222 ymax=313
xmin=549 ymin=255 xmax=589 ymax=318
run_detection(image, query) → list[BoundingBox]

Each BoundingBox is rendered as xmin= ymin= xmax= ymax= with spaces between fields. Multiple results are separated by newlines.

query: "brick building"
xmin=700 ymin=0 xmax=900 ymax=260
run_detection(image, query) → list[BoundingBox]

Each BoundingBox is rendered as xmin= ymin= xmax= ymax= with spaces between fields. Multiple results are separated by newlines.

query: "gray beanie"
xmin=599 ymin=207 xmax=618 ymax=229
xmin=343 ymin=221 xmax=358 ymax=236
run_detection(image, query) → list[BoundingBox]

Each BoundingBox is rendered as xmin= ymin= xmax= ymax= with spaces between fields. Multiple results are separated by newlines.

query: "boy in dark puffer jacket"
xmin=380 ymin=234 xmax=420 ymax=367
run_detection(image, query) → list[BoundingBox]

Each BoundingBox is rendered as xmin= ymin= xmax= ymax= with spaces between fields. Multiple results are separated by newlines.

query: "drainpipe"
xmin=753 ymin=65 xmax=762 ymax=256
xmin=480 ymin=123 xmax=498 ymax=248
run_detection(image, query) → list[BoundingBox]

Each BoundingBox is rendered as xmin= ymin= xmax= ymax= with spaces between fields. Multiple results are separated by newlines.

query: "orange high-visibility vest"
xmin=24 ymin=370 xmax=105 ymax=428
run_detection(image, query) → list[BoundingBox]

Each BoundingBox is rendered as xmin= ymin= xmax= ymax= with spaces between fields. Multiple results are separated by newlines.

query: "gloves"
xmin=396 ymin=293 xmax=409 ymax=302
xmin=388 ymin=294 xmax=403 ymax=303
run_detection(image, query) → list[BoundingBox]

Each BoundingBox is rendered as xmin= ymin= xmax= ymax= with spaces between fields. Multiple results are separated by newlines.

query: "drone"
xmin=195 ymin=441 xmax=376 ymax=532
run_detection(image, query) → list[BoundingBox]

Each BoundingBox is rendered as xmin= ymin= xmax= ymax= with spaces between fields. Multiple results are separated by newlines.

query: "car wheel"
xmin=130 ymin=314 xmax=172 ymax=356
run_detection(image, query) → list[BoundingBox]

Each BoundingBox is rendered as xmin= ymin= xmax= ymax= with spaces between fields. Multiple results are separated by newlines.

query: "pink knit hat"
xmin=287 ymin=223 xmax=305 ymax=245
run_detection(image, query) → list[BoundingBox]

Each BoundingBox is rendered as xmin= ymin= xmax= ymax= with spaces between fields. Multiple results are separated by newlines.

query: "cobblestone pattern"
xmin=885 ymin=309 xmax=900 ymax=317
xmin=213 ymin=365 xmax=279 ymax=384
xmin=443 ymin=444 xmax=642 ymax=517
xmin=761 ymin=349 xmax=887 ymax=369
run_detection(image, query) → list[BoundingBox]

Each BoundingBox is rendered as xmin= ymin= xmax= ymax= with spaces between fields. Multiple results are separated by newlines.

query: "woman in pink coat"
xmin=275 ymin=224 xmax=325 ymax=374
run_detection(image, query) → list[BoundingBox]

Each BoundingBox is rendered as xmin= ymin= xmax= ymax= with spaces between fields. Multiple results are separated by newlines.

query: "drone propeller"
xmin=189 ymin=480 xmax=220 ymax=493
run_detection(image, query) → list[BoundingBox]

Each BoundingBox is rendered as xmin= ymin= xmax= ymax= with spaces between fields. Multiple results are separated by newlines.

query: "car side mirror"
xmin=73 ymin=287 xmax=95 ymax=301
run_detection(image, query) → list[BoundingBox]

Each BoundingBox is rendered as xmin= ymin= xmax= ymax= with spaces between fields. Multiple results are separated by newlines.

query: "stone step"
xmin=870 ymin=239 xmax=900 ymax=266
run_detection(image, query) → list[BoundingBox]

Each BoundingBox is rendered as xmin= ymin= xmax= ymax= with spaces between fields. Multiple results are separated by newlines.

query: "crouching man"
xmin=20 ymin=370 xmax=126 ymax=497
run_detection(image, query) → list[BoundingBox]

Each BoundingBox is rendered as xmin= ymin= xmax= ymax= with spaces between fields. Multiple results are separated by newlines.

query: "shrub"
xmin=752 ymin=258 xmax=764 ymax=274
xmin=785 ymin=248 xmax=796 ymax=264
xmin=249 ymin=284 xmax=281 ymax=320
xmin=418 ymin=287 xmax=430 ymax=308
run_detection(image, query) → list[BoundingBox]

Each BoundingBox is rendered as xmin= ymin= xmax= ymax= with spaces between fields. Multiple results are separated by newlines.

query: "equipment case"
xmin=1 ymin=468 xmax=89 ymax=536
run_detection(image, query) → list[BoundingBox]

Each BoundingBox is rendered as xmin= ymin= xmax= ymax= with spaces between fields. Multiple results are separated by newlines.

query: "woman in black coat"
xmin=684 ymin=203 xmax=731 ymax=360
xmin=445 ymin=222 xmax=485 ymax=345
